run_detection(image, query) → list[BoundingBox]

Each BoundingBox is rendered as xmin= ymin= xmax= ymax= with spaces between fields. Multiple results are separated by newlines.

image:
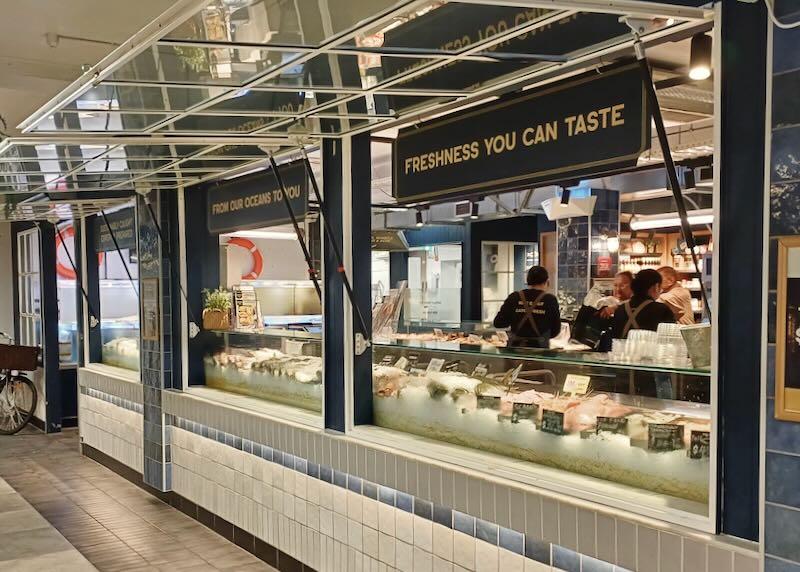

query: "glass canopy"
xmin=1 ymin=0 xmax=711 ymax=203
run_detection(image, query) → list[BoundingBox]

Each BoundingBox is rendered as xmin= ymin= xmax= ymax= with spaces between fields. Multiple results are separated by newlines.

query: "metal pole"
xmin=634 ymin=39 xmax=712 ymax=318
xmin=299 ymin=148 xmax=371 ymax=343
xmin=267 ymin=155 xmax=322 ymax=299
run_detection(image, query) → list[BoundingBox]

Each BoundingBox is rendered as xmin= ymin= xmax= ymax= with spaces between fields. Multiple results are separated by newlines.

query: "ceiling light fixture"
xmin=629 ymin=208 xmax=713 ymax=231
xmin=415 ymin=210 xmax=424 ymax=227
xmin=689 ymin=34 xmax=712 ymax=81
xmin=470 ymin=202 xmax=479 ymax=220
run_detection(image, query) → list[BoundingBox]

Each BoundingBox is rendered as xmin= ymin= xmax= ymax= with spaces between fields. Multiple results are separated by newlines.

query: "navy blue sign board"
xmin=95 ymin=208 xmax=136 ymax=252
xmin=207 ymin=160 xmax=309 ymax=234
xmin=393 ymin=62 xmax=650 ymax=204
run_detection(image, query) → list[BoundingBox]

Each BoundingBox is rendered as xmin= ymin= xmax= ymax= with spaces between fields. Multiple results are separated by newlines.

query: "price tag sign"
xmin=541 ymin=410 xmax=565 ymax=435
xmin=394 ymin=357 xmax=409 ymax=370
xmin=647 ymin=424 xmax=685 ymax=452
xmin=426 ymin=358 xmax=445 ymax=373
xmin=563 ymin=374 xmax=591 ymax=395
xmin=596 ymin=416 xmax=628 ymax=435
xmin=689 ymin=430 xmax=710 ymax=459
xmin=472 ymin=363 xmax=489 ymax=377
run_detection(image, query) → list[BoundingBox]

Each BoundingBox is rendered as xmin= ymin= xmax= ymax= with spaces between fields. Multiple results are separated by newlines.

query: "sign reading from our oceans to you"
xmin=393 ymin=62 xmax=650 ymax=204
xmin=95 ymin=208 xmax=136 ymax=252
xmin=776 ymin=236 xmax=800 ymax=422
xmin=207 ymin=160 xmax=308 ymax=234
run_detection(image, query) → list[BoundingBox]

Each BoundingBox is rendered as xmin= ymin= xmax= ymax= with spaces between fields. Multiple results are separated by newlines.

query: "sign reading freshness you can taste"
xmin=207 ymin=160 xmax=309 ymax=234
xmin=393 ymin=62 xmax=650 ymax=203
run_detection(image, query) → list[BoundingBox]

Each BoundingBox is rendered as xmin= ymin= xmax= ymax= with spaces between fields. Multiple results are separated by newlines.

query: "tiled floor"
xmin=0 ymin=427 xmax=277 ymax=572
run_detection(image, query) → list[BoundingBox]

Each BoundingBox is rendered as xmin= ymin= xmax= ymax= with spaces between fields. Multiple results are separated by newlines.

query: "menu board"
xmin=233 ymin=285 xmax=260 ymax=330
xmin=776 ymin=237 xmax=800 ymax=421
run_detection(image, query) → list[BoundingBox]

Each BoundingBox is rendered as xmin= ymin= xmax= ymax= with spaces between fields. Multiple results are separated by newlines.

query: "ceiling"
xmin=0 ymin=0 xmax=714 ymax=220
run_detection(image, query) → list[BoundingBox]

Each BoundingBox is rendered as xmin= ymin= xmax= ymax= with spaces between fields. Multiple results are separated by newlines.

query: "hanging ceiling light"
xmin=689 ymin=34 xmax=712 ymax=81
xmin=560 ymin=188 xmax=571 ymax=207
xmin=629 ymin=208 xmax=714 ymax=231
xmin=470 ymin=202 xmax=480 ymax=220
xmin=415 ymin=210 xmax=424 ymax=227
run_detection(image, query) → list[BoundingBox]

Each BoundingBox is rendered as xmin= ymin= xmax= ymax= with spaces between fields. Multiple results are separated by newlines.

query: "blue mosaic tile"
xmin=273 ymin=451 xmax=283 ymax=466
xmin=243 ymin=439 xmax=252 ymax=454
xmin=414 ymin=499 xmax=432 ymax=520
xmin=225 ymin=433 xmax=234 ymax=447
xmin=396 ymin=492 xmax=413 ymax=513
xmin=262 ymin=446 xmax=273 ymax=462
xmin=378 ymin=486 xmax=395 ymax=506
xmin=347 ymin=475 xmax=363 ymax=494
xmin=771 ymin=127 xmax=800 ymax=183
xmin=334 ymin=471 xmax=347 ymax=488
xmin=282 ymin=453 xmax=295 ymax=469
xmin=774 ymin=26 xmax=800 ymax=74
xmin=499 ymin=527 xmax=524 ymax=554
xmin=767 ymin=399 xmax=800 ymax=454
xmin=582 ymin=555 xmax=614 ymax=572
xmin=766 ymin=503 xmax=800 ymax=563
xmin=771 ymin=182 xmax=800 ymax=237
xmin=320 ymin=465 xmax=333 ymax=483
xmin=453 ymin=511 xmax=475 ymax=536
xmin=773 ymin=70 xmax=800 ymax=128
xmin=476 ymin=519 xmax=498 ymax=545
xmin=233 ymin=436 xmax=242 ymax=450
xmin=308 ymin=462 xmax=320 ymax=480
xmin=296 ymin=458 xmax=307 ymax=474
xmin=525 ymin=537 xmax=551 ymax=564
xmin=553 ymin=545 xmax=581 ymax=572
xmin=363 ymin=481 xmax=378 ymax=500
xmin=767 ymin=452 xmax=800 ymax=509
xmin=201 ymin=424 xmax=210 ymax=439
xmin=252 ymin=443 xmax=262 ymax=458
xmin=433 ymin=505 xmax=452 ymax=528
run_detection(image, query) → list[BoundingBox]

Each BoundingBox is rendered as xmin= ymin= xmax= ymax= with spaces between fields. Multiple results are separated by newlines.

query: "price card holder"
xmin=688 ymin=430 xmax=711 ymax=459
xmin=541 ymin=410 xmax=565 ymax=435
xmin=426 ymin=358 xmax=445 ymax=373
xmin=433 ymin=328 xmax=444 ymax=338
xmin=647 ymin=424 xmax=685 ymax=452
xmin=563 ymin=374 xmax=590 ymax=396
xmin=596 ymin=416 xmax=628 ymax=435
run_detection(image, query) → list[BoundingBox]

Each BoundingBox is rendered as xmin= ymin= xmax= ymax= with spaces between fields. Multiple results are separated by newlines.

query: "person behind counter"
xmin=657 ymin=266 xmax=695 ymax=325
xmin=610 ymin=268 xmax=675 ymax=339
xmin=598 ymin=271 xmax=633 ymax=319
xmin=493 ymin=266 xmax=561 ymax=348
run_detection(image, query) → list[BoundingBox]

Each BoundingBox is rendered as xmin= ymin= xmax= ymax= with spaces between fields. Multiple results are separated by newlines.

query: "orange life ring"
xmin=55 ymin=226 xmax=104 ymax=280
xmin=226 ymin=237 xmax=263 ymax=280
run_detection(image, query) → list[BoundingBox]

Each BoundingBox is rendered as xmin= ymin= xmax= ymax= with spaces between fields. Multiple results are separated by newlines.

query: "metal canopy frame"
xmin=0 ymin=0 xmax=712 ymax=207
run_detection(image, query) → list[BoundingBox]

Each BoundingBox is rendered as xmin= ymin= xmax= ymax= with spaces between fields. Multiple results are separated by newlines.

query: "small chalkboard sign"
xmin=477 ymin=395 xmax=501 ymax=410
xmin=511 ymin=402 xmax=537 ymax=423
xmin=596 ymin=416 xmax=628 ymax=435
xmin=541 ymin=410 xmax=565 ymax=435
xmin=689 ymin=430 xmax=711 ymax=459
xmin=647 ymin=424 xmax=685 ymax=452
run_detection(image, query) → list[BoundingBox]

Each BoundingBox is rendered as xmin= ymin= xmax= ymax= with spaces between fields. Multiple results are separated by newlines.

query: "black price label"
xmin=512 ymin=402 xmax=537 ymax=422
xmin=541 ymin=410 xmax=565 ymax=435
xmin=596 ymin=416 xmax=628 ymax=435
xmin=689 ymin=430 xmax=711 ymax=459
xmin=647 ymin=424 xmax=685 ymax=452
xmin=477 ymin=395 xmax=501 ymax=410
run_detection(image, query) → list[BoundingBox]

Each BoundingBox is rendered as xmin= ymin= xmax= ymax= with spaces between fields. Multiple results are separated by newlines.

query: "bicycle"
xmin=0 ymin=332 xmax=39 ymax=435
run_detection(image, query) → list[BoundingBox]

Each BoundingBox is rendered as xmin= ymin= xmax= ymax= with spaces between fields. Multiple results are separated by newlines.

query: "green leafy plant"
xmin=203 ymin=288 xmax=231 ymax=312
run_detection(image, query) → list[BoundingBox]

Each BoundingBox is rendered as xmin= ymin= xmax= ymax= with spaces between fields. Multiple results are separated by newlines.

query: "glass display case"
xmin=200 ymin=330 xmax=322 ymax=413
xmin=372 ymin=339 xmax=711 ymax=513
xmin=101 ymin=317 xmax=141 ymax=370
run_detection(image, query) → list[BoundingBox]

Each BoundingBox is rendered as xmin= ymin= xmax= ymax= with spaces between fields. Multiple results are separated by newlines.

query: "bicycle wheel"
xmin=0 ymin=375 xmax=37 ymax=435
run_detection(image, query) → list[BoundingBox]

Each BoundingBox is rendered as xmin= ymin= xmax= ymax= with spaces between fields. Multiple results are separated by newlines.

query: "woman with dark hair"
xmin=493 ymin=265 xmax=561 ymax=348
xmin=610 ymin=268 xmax=675 ymax=339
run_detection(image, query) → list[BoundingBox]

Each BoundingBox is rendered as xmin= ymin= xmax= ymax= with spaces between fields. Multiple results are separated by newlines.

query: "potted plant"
xmin=202 ymin=288 xmax=232 ymax=330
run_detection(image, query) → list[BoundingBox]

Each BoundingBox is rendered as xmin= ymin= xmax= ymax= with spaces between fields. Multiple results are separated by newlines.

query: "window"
xmin=17 ymin=229 xmax=41 ymax=347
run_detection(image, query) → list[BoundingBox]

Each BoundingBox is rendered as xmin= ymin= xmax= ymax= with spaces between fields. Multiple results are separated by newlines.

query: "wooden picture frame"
xmin=775 ymin=236 xmax=800 ymax=421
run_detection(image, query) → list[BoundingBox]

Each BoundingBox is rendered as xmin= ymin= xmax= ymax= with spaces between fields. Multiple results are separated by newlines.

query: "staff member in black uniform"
xmin=610 ymin=268 xmax=675 ymax=339
xmin=493 ymin=266 xmax=561 ymax=348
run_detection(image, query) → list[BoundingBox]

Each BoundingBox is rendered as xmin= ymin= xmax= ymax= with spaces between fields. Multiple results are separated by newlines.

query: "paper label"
xmin=689 ymin=430 xmax=711 ymax=459
xmin=394 ymin=357 xmax=409 ymax=371
xmin=596 ymin=416 xmax=628 ymax=435
xmin=563 ymin=374 xmax=591 ymax=395
xmin=647 ymin=424 xmax=685 ymax=452
xmin=541 ymin=410 xmax=565 ymax=435
xmin=433 ymin=328 xmax=444 ymax=337
xmin=426 ymin=358 xmax=445 ymax=373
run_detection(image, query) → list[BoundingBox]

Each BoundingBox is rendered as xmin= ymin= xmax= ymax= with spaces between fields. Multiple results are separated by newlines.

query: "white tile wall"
xmin=79 ymin=392 xmax=143 ymax=473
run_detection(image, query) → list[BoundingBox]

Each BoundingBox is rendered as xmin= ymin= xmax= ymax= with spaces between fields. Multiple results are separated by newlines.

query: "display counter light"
xmin=629 ymin=208 xmax=713 ymax=231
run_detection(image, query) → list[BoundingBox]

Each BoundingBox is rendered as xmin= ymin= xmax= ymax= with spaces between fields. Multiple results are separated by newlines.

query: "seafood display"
xmin=102 ymin=337 xmax=140 ymax=371
xmin=204 ymin=345 xmax=323 ymax=412
xmin=372 ymin=348 xmax=711 ymax=506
